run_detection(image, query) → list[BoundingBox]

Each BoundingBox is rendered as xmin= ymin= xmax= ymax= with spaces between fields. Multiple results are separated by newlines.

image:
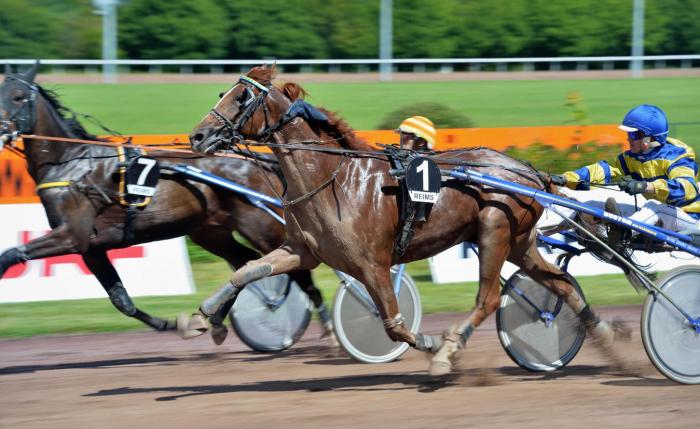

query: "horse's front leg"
xmin=179 ymin=244 xmax=320 ymax=339
xmin=0 ymin=223 xmax=88 ymax=279
xmin=359 ymin=266 xmax=417 ymax=347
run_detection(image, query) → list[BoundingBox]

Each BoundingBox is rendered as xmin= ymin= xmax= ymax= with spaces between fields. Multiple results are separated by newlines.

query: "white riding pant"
xmin=538 ymin=188 xmax=700 ymax=233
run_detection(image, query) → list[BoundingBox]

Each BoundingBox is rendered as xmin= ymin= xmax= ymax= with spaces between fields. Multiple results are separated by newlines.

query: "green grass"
xmin=53 ymin=77 xmax=700 ymax=149
xmin=0 ymin=259 xmax=644 ymax=338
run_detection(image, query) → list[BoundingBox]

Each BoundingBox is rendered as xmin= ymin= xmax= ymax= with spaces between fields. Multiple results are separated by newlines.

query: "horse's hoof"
xmin=321 ymin=332 xmax=340 ymax=351
xmin=429 ymin=359 xmax=452 ymax=376
xmin=428 ymin=339 xmax=460 ymax=376
xmin=211 ymin=324 xmax=229 ymax=345
xmin=177 ymin=313 xmax=208 ymax=340
xmin=320 ymin=325 xmax=340 ymax=349
xmin=589 ymin=320 xmax=614 ymax=348
xmin=612 ymin=318 xmax=632 ymax=342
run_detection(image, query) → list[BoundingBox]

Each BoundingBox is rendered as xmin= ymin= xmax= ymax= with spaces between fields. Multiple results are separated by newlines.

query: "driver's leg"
xmin=629 ymin=200 xmax=699 ymax=232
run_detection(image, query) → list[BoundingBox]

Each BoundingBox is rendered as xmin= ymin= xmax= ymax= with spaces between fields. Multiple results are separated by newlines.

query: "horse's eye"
xmin=12 ymin=95 xmax=24 ymax=103
xmin=237 ymin=91 xmax=249 ymax=104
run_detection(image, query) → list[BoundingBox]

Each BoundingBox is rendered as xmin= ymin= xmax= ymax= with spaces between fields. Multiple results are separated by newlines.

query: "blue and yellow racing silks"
xmin=562 ymin=138 xmax=700 ymax=218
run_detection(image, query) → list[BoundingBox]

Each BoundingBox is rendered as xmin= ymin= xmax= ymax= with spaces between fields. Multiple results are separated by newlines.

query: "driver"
xmin=551 ymin=104 xmax=700 ymax=247
xmin=396 ymin=116 xmax=436 ymax=152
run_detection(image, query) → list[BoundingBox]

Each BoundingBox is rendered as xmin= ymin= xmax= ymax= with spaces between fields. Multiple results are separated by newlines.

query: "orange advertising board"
xmin=0 ymin=124 xmax=623 ymax=204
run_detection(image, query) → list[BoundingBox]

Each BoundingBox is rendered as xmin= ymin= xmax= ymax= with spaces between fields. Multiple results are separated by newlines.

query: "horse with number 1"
xmin=184 ymin=65 xmax=625 ymax=375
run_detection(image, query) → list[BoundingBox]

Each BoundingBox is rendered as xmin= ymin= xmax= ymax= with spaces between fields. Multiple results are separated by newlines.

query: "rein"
xmin=235 ymin=138 xmax=551 ymax=186
xmin=1 ymin=133 xmax=265 ymax=161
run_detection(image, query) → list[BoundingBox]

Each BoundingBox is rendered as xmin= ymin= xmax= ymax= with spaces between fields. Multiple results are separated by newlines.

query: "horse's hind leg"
xmin=82 ymin=251 xmax=176 ymax=331
xmin=428 ymin=226 xmax=512 ymax=376
xmin=180 ymin=244 xmax=320 ymax=339
xmin=0 ymin=224 xmax=85 ymax=278
xmin=289 ymin=269 xmax=337 ymax=345
xmin=509 ymin=230 xmax=616 ymax=346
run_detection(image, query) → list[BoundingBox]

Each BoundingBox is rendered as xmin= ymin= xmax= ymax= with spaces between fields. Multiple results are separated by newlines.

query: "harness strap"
xmin=36 ymin=181 xmax=72 ymax=191
xmin=281 ymin=155 xmax=345 ymax=208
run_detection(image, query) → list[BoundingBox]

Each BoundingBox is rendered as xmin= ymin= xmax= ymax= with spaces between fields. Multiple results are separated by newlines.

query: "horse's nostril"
xmin=191 ymin=133 xmax=204 ymax=143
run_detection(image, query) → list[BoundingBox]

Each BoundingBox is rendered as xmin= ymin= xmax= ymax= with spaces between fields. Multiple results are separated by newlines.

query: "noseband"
xmin=209 ymin=75 xmax=273 ymax=145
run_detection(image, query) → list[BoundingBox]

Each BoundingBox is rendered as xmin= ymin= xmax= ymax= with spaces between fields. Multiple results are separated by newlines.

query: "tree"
xmin=0 ymin=0 xmax=65 ymax=58
xmin=221 ymin=0 xmax=328 ymax=59
xmin=646 ymin=0 xmax=700 ymax=55
xmin=119 ymin=0 xmax=229 ymax=59
xmin=37 ymin=0 xmax=101 ymax=58
xmin=393 ymin=0 xmax=460 ymax=58
xmin=527 ymin=0 xmax=630 ymax=57
xmin=453 ymin=0 xmax=533 ymax=58
xmin=320 ymin=0 xmax=379 ymax=58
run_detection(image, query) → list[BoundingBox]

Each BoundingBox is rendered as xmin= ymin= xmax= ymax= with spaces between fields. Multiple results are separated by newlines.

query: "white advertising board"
xmin=0 ymin=204 xmax=195 ymax=303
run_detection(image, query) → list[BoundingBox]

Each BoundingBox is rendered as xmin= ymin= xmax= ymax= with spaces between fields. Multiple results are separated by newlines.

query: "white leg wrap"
xmin=590 ymin=319 xmax=614 ymax=347
xmin=383 ymin=313 xmax=405 ymax=329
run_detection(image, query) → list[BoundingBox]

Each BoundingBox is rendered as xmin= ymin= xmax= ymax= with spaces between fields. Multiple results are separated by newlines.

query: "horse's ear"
xmin=4 ymin=63 xmax=12 ymax=76
xmin=23 ymin=60 xmax=40 ymax=82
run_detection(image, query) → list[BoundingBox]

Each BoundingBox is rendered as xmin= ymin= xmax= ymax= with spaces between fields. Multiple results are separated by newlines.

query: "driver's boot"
xmin=605 ymin=198 xmax=630 ymax=254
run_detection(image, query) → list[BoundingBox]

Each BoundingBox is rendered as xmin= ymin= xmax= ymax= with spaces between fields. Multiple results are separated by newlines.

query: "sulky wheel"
xmin=230 ymin=273 xmax=312 ymax=352
xmin=641 ymin=265 xmax=700 ymax=384
xmin=332 ymin=266 xmax=422 ymax=364
xmin=497 ymin=269 xmax=586 ymax=372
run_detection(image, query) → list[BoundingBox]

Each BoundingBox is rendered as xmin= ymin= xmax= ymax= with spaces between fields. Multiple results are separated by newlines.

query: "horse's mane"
xmin=245 ymin=66 xmax=375 ymax=152
xmin=246 ymin=65 xmax=276 ymax=87
xmin=37 ymin=85 xmax=100 ymax=141
xmin=316 ymin=107 xmax=375 ymax=151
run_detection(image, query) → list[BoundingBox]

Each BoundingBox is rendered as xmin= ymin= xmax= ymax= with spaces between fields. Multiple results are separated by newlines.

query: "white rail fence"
xmin=3 ymin=55 xmax=699 ymax=82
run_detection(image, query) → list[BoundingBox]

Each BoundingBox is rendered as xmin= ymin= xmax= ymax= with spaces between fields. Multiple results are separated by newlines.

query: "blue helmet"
xmin=618 ymin=104 xmax=669 ymax=144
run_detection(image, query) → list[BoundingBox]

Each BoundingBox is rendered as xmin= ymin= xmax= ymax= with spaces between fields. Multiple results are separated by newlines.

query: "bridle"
xmin=1 ymin=76 xmax=38 ymax=134
xmin=0 ymin=76 xmax=40 ymax=156
xmin=208 ymin=75 xmax=274 ymax=149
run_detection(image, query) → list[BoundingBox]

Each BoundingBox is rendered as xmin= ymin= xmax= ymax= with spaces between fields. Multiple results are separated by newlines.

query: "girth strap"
xmin=36 ymin=181 xmax=72 ymax=192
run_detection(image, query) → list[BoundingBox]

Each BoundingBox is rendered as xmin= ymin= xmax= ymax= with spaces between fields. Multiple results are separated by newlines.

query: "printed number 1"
xmin=136 ymin=158 xmax=157 ymax=185
xmin=416 ymin=160 xmax=429 ymax=190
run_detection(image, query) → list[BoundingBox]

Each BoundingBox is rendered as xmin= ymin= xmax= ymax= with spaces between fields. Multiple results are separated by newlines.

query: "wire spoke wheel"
xmin=332 ymin=267 xmax=422 ymax=363
xmin=230 ymin=274 xmax=312 ymax=352
xmin=497 ymin=270 xmax=585 ymax=372
xmin=642 ymin=265 xmax=700 ymax=384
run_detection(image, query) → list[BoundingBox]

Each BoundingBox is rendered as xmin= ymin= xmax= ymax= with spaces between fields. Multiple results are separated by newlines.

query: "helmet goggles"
xmin=627 ymin=130 xmax=645 ymax=141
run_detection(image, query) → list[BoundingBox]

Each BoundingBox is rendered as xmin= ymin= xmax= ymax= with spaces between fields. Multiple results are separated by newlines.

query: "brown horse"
xmin=185 ymin=65 xmax=621 ymax=375
xmin=0 ymin=63 xmax=334 ymax=344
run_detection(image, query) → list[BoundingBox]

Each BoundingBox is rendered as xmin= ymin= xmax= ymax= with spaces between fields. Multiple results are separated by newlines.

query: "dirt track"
xmin=1 ymin=306 xmax=697 ymax=429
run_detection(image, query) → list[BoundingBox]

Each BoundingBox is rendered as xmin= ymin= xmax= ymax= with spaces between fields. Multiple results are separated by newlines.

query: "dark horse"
xmin=0 ymin=63 xmax=334 ymax=344
xmin=185 ymin=65 xmax=622 ymax=375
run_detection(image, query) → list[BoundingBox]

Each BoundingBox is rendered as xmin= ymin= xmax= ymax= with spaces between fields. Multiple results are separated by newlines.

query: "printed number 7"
xmin=416 ymin=160 xmax=429 ymax=191
xmin=136 ymin=158 xmax=157 ymax=185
